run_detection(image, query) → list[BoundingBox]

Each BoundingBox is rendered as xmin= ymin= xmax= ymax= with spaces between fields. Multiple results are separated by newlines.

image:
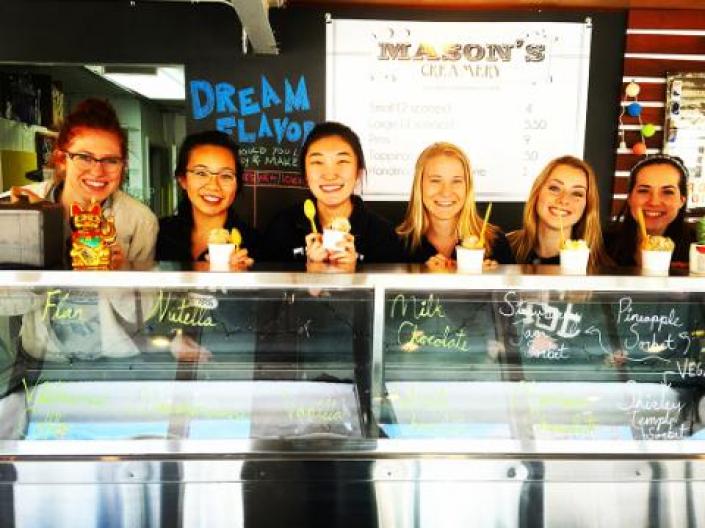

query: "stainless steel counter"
xmin=0 ymin=264 xmax=704 ymax=527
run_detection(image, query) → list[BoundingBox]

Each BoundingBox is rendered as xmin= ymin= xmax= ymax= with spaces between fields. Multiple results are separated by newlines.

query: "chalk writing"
xmin=190 ymin=75 xmax=315 ymax=145
xmin=388 ymin=294 xmax=473 ymax=353
xmin=390 ymin=293 xmax=446 ymax=320
xmin=499 ymin=291 xmax=582 ymax=339
xmin=42 ymin=289 xmax=82 ymax=321
xmin=498 ymin=291 xmax=593 ymax=360
xmin=241 ymin=169 xmax=306 ymax=188
xmin=397 ymin=322 xmax=470 ymax=352
xmin=616 ymin=296 xmax=690 ymax=357
xmin=288 ymin=398 xmax=344 ymax=424
xmin=145 ymin=290 xmax=216 ymax=328
xmin=620 ymin=380 xmax=687 ymax=440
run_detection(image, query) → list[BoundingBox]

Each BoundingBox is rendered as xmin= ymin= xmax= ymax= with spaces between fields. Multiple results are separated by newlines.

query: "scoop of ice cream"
xmin=644 ymin=235 xmax=675 ymax=252
xmin=208 ymin=228 xmax=232 ymax=244
xmin=461 ymin=235 xmax=483 ymax=249
xmin=561 ymin=239 xmax=589 ymax=251
xmin=328 ymin=217 xmax=351 ymax=233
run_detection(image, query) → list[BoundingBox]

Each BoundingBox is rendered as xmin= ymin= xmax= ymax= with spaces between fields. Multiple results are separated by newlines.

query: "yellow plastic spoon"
xmin=636 ymin=207 xmax=649 ymax=249
xmin=479 ymin=202 xmax=492 ymax=246
xmin=304 ymin=199 xmax=318 ymax=234
xmin=230 ymin=227 xmax=242 ymax=251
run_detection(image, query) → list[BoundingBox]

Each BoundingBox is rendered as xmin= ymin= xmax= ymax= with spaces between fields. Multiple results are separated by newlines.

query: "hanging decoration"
xmin=619 ymin=80 xmax=656 ymax=157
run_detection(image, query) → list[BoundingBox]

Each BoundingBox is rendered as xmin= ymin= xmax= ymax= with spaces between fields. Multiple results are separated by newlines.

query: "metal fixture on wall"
xmin=144 ymin=0 xmax=284 ymax=55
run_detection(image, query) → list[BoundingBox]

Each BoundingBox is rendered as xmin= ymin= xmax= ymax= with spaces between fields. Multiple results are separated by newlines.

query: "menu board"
xmin=326 ymin=18 xmax=592 ymax=201
xmin=664 ymin=72 xmax=705 ymax=211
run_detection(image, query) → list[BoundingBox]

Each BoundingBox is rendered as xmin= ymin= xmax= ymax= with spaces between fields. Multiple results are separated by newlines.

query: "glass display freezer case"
xmin=0 ymin=264 xmax=704 ymax=527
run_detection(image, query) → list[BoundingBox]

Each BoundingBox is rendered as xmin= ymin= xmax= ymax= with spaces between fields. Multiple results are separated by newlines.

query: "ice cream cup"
xmin=641 ymin=249 xmax=672 ymax=275
xmin=455 ymin=246 xmax=484 ymax=273
xmin=208 ymin=243 xmax=234 ymax=270
xmin=690 ymin=243 xmax=705 ymax=275
xmin=560 ymin=248 xmax=590 ymax=275
xmin=323 ymin=229 xmax=346 ymax=251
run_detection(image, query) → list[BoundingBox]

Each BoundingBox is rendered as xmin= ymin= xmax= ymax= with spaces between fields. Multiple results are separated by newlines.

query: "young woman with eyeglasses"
xmin=8 ymin=98 xmax=158 ymax=267
xmin=508 ymin=155 xmax=611 ymax=268
xmin=156 ymin=130 xmax=256 ymax=267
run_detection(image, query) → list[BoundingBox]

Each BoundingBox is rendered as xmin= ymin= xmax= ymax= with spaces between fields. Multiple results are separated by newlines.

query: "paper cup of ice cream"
xmin=208 ymin=228 xmax=235 ymax=270
xmin=641 ymin=250 xmax=672 ymax=275
xmin=323 ymin=217 xmax=351 ymax=251
xmin=560 ymin=239 xmax=590 ymax=275
xmin=641 ymin=235 xmax=674 ymax=275
xmin=322 ymin=229 xmax=346 ymax=251
xmin=690 ymin=243 xmax=705 ymax=275
xmin=208 ymin=244 xmax=234 ymax=270
xmin=456 ymin=235 xmax=485 ymax=273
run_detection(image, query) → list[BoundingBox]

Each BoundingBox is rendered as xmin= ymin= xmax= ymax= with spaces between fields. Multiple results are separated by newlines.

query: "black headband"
xmin=630 ymin=153 xmax=689 ymax=180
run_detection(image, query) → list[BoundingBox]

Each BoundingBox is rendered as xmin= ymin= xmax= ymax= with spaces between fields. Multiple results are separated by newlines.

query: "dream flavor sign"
xmin=326 ymin=18 xmax=592 ymax=201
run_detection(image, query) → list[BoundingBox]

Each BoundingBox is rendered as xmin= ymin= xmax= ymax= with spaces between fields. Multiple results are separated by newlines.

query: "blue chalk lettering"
xmin=258 ymin=113 xmax=274 ymax=138
xmin=284 ymin=76 xmax=310 ymax=113
xmin=273 ymin=118 xmax=290 ymax=144
xmin=237 ymin=118 xmax=256 ymax=143
xmin=216 ymin=116 xmax=236 ymax=136
xmin=216 ymin=82 xmax=237 ymax=114
xmin=302 ymin=121 xmax=315 ymax=143
xmin=238 ymin=86 xmax=260 ymax=117
xmin=285 ymin=121 xmax=302 ymax=142
xmin=190 ymin=80 xmax=214 ymax=120
xmin=261 ymin=75 xmax=281 ymax=109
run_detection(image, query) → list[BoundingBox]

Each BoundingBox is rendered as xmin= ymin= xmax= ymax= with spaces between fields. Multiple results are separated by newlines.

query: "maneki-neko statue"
xmin=69 ymin=200 xmax=117 ymax=270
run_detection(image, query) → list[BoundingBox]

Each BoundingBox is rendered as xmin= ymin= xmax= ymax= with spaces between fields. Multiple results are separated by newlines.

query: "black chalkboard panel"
xmin=383 ymin=289 xmax=705 ymax=385
xmin=384 ymin=290 xmax=505 ymax=382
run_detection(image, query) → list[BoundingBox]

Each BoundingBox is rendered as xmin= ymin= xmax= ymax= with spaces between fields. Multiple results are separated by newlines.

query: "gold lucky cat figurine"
xmin=69 ymin=201 xmax=117 ymax=270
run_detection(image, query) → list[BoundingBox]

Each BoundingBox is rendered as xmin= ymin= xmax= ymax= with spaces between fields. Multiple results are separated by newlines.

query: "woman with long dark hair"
xmin=156 ymin=130 xmax=255 ymax=266
xmin=264 ymin=121 xmax=402 ymax=265
xmin=607 ymin=154 xmax=692 ymax=266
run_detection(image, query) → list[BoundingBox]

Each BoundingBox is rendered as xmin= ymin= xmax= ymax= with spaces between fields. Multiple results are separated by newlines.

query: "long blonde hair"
xmin=396 ymin=142 xmax=497 ymax=253
xmin=507 ymin=155 xmax=611 ymax=267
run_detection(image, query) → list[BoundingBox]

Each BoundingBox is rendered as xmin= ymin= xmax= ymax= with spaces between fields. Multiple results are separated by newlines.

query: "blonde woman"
xmin=397 ymin=142 xmax=514 ymax=268
xmin=508 ymin=155 xmax=611 ymax=268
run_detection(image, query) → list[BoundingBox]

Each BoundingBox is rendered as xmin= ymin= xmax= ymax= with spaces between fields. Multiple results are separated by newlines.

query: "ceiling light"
xmin=85 ymin=65 xmax=185 ymax=101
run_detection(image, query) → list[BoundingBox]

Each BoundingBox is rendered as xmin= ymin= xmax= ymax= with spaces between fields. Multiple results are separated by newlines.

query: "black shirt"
xmin=402 ymin=231 xmax=516 ymax=264
xmin=524 ymin=249 xmax=560 ymax=265
xmin=262 ymin=195 xmax=404 ymax=263
xmin=156 ymin=210 xmax=259 ymax=262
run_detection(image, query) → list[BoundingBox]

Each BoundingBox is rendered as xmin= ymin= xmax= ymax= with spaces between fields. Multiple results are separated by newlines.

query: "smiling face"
xmin=304 ymin=135 xmax=360 ymax=209
xmin=421 ymin=154 xmax=467 ymax=225
xmin=58 ymin=127 xmax=124 ymax=205
xmin=178 ymin=144 xmax=238 ymax=219
xmin=536 ymin=164 xmax=588 ymax=232
xmin=627 ymin=163 xmax=685 ymax=235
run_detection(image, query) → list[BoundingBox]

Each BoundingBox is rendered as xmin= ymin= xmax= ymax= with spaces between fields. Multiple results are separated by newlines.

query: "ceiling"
xmin=289 ymin=0 xmax=704 ymax=9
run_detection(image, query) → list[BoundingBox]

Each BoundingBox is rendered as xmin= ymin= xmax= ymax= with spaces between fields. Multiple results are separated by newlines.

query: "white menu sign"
xmin=326 ymin=18 xmax=592 ymax=201
xmin=664 ymin=73 xmax=705 ymax=211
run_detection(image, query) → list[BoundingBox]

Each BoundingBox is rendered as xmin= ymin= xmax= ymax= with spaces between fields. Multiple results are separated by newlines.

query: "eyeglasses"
xmin=186 ymin=167 xmax=237 ymax=186
xmin=64 ymin=151 xmax=124 ymax=175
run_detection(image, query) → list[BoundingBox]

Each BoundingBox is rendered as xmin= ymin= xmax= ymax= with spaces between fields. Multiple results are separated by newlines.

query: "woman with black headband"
xmin=606 ymin=154 xmax=694 ymax=267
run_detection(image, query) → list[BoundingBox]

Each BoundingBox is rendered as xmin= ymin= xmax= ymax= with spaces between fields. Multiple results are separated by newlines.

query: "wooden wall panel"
xmin=612 ymin=9 xmax=705 ymax=218
xmin=628 ymin=10 xmax=705 ymax=29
